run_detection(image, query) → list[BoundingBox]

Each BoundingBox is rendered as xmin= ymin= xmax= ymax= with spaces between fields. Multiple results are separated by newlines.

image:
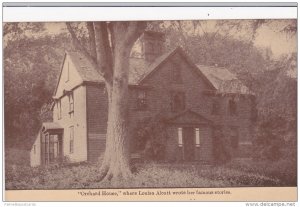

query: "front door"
xmin=183 ymin=127 xmax=195 ymax=161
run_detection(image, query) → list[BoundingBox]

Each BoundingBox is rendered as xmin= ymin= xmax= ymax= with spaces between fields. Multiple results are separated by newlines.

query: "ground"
xmin=5 ymin=150 xmax=296 ymax=189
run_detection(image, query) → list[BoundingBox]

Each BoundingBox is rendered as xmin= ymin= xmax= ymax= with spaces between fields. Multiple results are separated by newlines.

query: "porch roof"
xmin=166 ymin=109 xmax=213 ymax=125
xmin=41 ymin=122 xmax=63 ymax=133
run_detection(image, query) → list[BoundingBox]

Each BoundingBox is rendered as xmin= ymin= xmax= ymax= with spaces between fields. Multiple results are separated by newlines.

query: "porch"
xmin=40 ymin=122 xmax=64 ymax=165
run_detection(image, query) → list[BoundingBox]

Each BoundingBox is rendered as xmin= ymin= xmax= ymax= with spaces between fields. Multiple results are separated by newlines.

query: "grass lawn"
xmin=5 ymin=158 xmax=296 ymax=190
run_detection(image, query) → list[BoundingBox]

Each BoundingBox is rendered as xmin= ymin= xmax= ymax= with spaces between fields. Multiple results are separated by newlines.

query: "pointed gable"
xmin=137 ymin=47 xmax=216 ymax=90
xmin=53 ymin=52 xmax=84 ymax=98
xmin=167 ymin=110 xmax=213 ymax=125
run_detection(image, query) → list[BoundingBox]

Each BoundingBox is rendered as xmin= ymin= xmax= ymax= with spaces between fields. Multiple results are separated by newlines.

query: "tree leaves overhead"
xmin=4 ymin=23 xmax=73 ymax=147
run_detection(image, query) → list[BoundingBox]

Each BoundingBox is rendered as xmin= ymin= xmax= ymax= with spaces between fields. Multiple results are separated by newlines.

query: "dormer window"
xmin=137 ymin=90 xmax=147 ymax=110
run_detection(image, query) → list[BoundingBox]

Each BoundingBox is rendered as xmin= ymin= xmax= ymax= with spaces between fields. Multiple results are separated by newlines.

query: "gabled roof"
xmin=137 ymin=47 xmax=216 ymax=90
xmin=167 ymin=109 xmax=213 ymax=125
xmin=67 ymin=51 xmax=104 ymax=83
xmin=54 ymin=47 xmax=250 ymax=95
xmin=197 ymin=64 xmax=253 ymax=95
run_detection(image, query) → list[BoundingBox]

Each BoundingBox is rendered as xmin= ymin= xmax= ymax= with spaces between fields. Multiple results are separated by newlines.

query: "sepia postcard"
xmin=3 ymin=3 xmax=298 ymax=203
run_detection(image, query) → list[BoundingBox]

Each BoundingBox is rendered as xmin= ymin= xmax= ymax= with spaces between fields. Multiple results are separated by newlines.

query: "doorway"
xmin=183 ymin=127 xmax=195 ymax=161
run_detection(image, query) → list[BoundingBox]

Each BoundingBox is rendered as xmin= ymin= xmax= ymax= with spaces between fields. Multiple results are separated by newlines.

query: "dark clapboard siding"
xmin=88 ymin=139 xmax=106 ymax=162
xmin=86 ymin=84 xmax=108 ymax=162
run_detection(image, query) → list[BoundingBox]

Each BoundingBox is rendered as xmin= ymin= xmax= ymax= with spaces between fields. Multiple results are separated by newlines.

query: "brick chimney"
xmin=140 ymin=31 xmax=165 ymax=63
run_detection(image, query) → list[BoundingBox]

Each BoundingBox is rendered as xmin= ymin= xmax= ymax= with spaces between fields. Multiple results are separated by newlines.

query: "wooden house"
xmin=30 ymin=31 xmax=256 ymax=166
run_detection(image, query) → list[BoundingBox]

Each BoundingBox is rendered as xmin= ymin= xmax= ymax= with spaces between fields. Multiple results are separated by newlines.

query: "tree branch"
xmin=66 ymin=22 xmax=109 ymax=81
xmin=86 ymin=22 xmax=97 ymax=61
xmin=93 ymin=22 xmax=113 ymax=83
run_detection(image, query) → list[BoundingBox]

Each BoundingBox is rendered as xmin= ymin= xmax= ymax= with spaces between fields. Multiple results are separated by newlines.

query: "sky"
xmin=254 ymin=24 xmax=296 ymax=57
xmin=43 ymin=20 xmax=296 ymax=59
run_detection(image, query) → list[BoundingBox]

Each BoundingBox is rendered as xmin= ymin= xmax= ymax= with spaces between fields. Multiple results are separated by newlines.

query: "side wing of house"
xmin=51 ymin=53 xmax=88 ymax=163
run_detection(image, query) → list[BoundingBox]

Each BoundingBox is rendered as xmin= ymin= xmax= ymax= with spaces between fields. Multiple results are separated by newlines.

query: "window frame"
xmin=178 ymin=127 xmax=183 ymax=147
xmin=195 ymin=128 xmax=200 ymax=147
xmin=69 ymin=92 xmax=74 ymax=115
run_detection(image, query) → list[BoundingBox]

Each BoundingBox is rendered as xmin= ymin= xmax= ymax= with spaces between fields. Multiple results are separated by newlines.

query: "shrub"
xmin=133 ymin=114 xmax=169 ymax=161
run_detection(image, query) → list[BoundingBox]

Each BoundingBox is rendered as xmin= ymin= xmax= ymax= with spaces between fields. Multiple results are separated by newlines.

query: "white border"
xmin=3 ymin=6 xmax=297 ymax=22
xmin=1 ymin=2 xmax=298 ymax=207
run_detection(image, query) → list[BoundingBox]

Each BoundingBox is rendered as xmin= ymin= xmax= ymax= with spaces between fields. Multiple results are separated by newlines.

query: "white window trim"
xmin=239 ymin=141 xmax=252 ymax=145
xmin=195 ymin=128 xmax=200 ymax=147
xmin=178 ymin=127 xmax=183 ymax=147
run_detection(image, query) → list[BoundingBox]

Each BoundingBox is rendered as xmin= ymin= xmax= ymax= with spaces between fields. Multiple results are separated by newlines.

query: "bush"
xmin=5 ymin=161 xmax=288 ymax=189
xmin=133 ymin=114 xmax=169 ymax=161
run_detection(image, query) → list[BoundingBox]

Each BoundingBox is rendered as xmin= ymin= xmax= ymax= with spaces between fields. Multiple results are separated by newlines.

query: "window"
xmin=228 ymin=98 xmax=237 ymax=116
xmin=229 ymin=127 xmax=239 ymax=149
xmin=211 ymin=99 xmax=220 ymax=115
xmin=69 ymin=92 xmax=74 ymax=114
xmin=69 ymin=126 xmax=74 ymax=153
xmin=65 ymin=61 xmax=69 ymax=82
xmin=57 ymin=99 xmax=62 ymax=120
xmin=137 ymin=90 xmax=147 ymax=110
xmin=172 ymin=65 xmax=182 ymax=83
xmin=171 ymin=92 xmax=185 ymax=112
xmin=178 ymin=128 xmax=183 ymax=147
xmin=195 ymin=128 xmax=200 ymax=147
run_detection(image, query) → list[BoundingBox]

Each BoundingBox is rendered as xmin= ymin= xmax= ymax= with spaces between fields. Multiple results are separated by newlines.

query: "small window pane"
xmin=195 ymin=128 xmax=200 ymax=147
xmin=178 ymin=128 xmax=183 ymax=147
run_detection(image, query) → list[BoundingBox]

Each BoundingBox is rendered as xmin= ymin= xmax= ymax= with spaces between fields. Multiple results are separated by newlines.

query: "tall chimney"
xmin=140 ymin=31 xmax=165 ymax=63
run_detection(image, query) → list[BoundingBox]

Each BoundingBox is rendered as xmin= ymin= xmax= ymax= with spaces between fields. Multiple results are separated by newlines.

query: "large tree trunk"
xmin=98 ymin=43 xmax=132 ymax=182
xmin=66 ymin=21 xmax=147 ymax=183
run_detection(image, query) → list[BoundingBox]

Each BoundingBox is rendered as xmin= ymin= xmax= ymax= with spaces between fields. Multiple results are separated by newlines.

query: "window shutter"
xmin=195 ymin=128 xmax=200 ymax=147
xmin=178 ymin=128 xmax=183 ymax=147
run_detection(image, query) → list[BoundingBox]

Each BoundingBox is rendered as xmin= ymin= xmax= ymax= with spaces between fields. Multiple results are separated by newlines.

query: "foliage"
xmin=212 ymin=126 xmax=232 ymax=164
xmin=4 ymin=23 xmax=72 ymax=147
xmin=6 ymin=160 xmax=291 ymax=189
xmin=133 ymin=114 xmax=169 ymax=160
xmin=251 ymin=53 xmax=297 ymax=161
